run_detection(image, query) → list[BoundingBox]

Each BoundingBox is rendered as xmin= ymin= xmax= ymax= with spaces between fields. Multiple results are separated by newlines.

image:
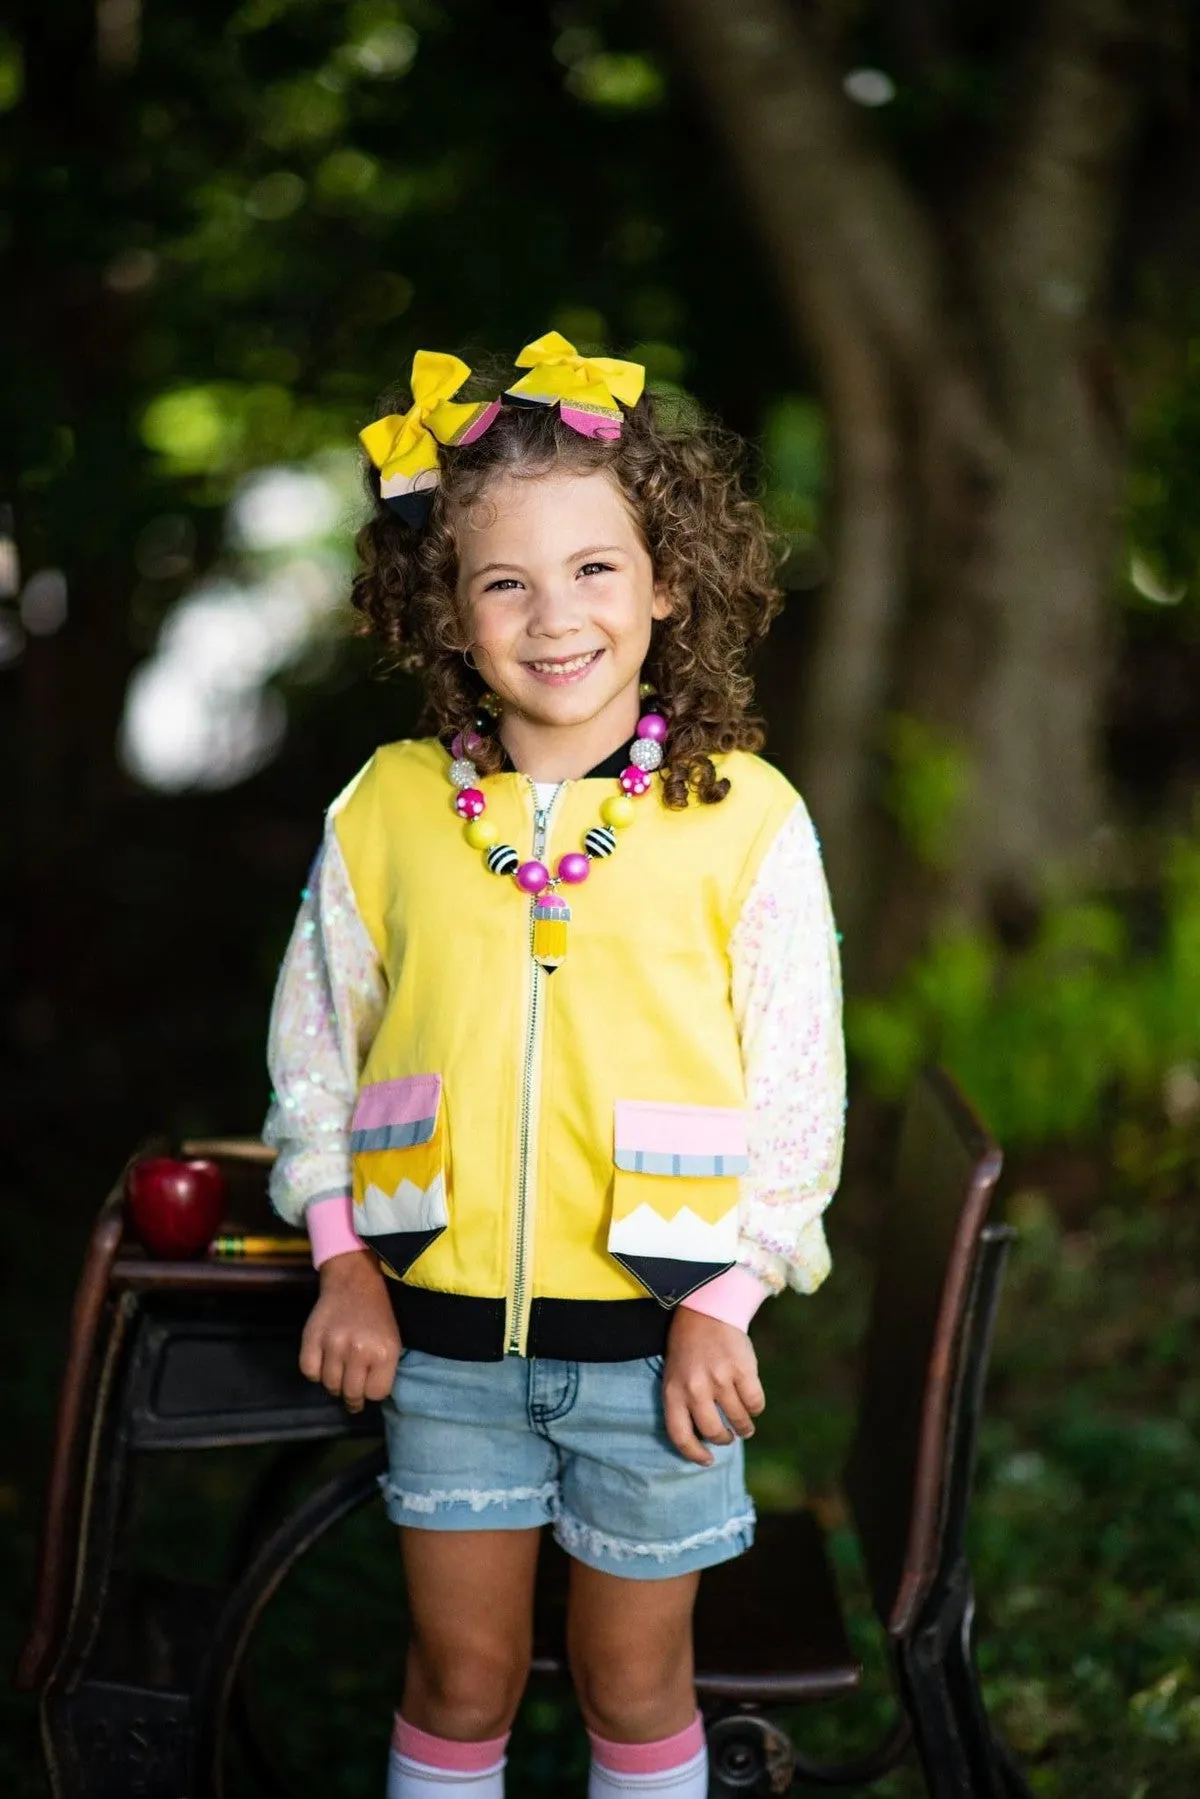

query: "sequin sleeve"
xmin=262 ymin=823 xmax=387 ymax=1238
xmin=727 ymin=797 xmax=846 ymax=1298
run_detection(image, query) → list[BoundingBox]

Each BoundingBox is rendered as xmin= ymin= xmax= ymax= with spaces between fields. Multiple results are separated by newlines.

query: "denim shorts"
xmin=378 ymin=1349 xmax=755 ymax=1580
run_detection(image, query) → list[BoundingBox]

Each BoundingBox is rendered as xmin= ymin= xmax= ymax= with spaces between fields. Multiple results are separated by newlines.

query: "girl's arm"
xmin=665 ymin=795 xmax=843 ymax=1465
xmin=265 ymin=820 xmax=399 ymax=1414
xmin=262 ymin=820 xmax=387 ymax=1265
xmin=679 ymin=796 xmax=846 ymax=1332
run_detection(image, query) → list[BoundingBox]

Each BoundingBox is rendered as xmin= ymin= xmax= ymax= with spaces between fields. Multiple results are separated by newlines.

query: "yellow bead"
xmin=465 ymin=817 xmax=499 ymax=849
xmin=601 ymin=794 xmax=635 ymax=830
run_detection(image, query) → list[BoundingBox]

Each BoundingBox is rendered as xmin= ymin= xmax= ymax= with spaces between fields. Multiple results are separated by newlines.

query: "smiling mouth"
xmin=523 ymin=650 xmax=604 ymax=677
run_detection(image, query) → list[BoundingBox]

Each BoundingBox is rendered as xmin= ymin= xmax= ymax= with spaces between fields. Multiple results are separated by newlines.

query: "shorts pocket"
xmin=351 ymin=1074 xmax=447 ymax=1279
xmin=607 ymin=1100 xmax=746 ymax=1308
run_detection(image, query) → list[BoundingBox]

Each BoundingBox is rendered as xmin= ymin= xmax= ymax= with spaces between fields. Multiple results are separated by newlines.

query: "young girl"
xmin=264 ymin=334 xmax=845 ymax=1799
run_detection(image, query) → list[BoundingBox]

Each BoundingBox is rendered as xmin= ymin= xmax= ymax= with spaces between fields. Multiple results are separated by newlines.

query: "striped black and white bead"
xmin=487 ymin=844 xmax=520 ymax=877
xmin=584 ymin=826 xmax=618 ymax=859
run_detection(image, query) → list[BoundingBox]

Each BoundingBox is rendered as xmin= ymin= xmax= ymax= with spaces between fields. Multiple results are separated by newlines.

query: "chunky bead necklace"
xmin=446 ymin=708 xmax=669 ymax=971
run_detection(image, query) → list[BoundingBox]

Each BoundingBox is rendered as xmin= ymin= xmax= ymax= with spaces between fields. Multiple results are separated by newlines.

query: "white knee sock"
xmin=386 ymin=1716 xmax=507 ymax=1797
xmin=587 ymin=1713 xmax=708 ymax=1797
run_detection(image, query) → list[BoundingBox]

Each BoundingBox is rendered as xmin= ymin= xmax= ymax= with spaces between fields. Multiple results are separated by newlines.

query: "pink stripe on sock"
xmin=305 ymin=1193 xmax=365 ymax=1268
xmin=588 ymin=1711 xmax=705 ymax=1776
xmin=391 ymin=1715 xmax=508 ymax=1774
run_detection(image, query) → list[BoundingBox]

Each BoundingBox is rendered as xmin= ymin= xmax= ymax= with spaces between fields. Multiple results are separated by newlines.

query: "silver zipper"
xmin=506 ymin=779 xmax=568 ymax=1355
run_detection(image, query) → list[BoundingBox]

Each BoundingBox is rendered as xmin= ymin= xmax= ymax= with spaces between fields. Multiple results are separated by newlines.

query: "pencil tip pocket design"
xmin=350 ymin=1075 xmax=448 ymax=1278
xmin=608 ymin=1100 xmax=745 ymax=1306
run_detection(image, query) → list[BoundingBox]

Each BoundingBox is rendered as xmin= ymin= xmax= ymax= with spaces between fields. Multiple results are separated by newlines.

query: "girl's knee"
xmin=406 ymin=1635 xmax=530 ymax=1739
xmin=569 ymin=1640 xmax=693 ymax=1742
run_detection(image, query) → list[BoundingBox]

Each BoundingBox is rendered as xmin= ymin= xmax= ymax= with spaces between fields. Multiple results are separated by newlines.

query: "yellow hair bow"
xmin=359 ymin=350 xmax=500 ymax=524
xmin=506 ymin=331 xmax=645 ymax=440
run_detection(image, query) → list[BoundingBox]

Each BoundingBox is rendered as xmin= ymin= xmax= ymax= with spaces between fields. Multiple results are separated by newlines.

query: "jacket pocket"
xmin=607 ymin=1100 xmax=748 ymax=1307
xmin=351 ymin=1074 xmax=448 ymax=1279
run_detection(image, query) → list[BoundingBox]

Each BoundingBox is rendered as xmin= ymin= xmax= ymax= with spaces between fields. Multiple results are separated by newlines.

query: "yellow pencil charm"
xmin=531 ymin=894 xmax=570 ymax=973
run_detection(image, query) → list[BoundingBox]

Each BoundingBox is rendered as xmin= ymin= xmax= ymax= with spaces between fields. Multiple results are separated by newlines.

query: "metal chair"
xmin=15 ymin=1069 xmax=1029 ymax=1797
xmin=531 ymin=1067 xmax=1030 ymax=1796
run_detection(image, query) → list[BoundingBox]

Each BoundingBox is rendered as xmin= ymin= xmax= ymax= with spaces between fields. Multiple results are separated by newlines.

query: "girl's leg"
xmin=567 ymin=1562 xmax=707 ymax=1797
xmin=389 ymin=1526 xmax=540 ymax=1797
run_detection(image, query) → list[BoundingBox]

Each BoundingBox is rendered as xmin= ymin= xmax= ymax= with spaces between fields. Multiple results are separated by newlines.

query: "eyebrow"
xmin=468 ymin=545 xmax=628 ymax=581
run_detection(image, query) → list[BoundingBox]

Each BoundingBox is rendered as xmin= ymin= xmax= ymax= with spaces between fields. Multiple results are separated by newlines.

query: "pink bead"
xmin=451 ymin=730 xmax=484 ymax=760
xmin=454 ymin=787 xmax=486 ymax=819
xmin=515 ymin=859 xmax=550 ymax=895
xmin=620 ymin=765 xmax=651 ymax=795
xmin=636 ymin=713 xmax=668 ymax=743
xmin=557 ymin=852 xmax=591 ymax=885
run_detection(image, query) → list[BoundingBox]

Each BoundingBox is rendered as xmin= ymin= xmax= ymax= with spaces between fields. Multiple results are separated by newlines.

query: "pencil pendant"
xmin=532 ymin=893 xmax=570 ymax=972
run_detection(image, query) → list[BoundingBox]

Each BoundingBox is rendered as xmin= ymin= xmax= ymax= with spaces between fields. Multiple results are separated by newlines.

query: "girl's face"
xmin=456 ymin=468 xmax=672 ymax=749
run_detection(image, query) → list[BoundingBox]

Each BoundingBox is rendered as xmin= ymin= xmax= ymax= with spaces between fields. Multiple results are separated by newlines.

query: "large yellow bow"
xmin=359 ymin=350 xmax=499 ymax=494
xmin=359 ymin=351 xmax=500 ymax=524
xmin=506 ymin=331 xmax=645 ymax=438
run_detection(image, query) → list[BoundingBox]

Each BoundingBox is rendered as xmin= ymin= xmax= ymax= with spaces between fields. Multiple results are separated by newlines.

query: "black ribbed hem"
xmin=530 ymin=1297 xmax=670 ymax=1359
xmin=387 ymin=1285 xmax=671 ymax=1362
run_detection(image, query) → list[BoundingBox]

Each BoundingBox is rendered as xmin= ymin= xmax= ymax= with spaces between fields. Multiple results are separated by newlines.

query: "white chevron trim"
xmin=607 ymin=1201 xmax=739 ymax=1262
xmin=358 ymin=1171 xmax=447 ymax=1236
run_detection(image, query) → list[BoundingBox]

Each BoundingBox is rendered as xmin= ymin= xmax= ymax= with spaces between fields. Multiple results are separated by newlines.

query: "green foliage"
xmin=0 ymin=29 xmax=23 ymax=113
xmin=883 ymin=712 xmax=973 ymax=870
xmin=761 ymin=395 xmax=826 ymax=535
xmin=1127 ymin=331 xmax=1200 ymax=607
xmin=564 ymin=51 xmax=665 ymax=111
xmin=140 ymin=383 xmax=354 ymax=480
xmin=849 ymin=825 xmax=1200 ymax=1149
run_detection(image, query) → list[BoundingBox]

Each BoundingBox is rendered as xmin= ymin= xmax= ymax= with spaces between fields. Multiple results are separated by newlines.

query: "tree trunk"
xmin=790 ymin=305 xmax=906 ymax=956
xmin=657 ymin=0 xmax=1165 ymax=975
xmin=871 ymin=348 xmax=1120 ymax=981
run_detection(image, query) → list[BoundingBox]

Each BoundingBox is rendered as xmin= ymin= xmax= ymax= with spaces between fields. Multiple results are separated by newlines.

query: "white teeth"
xmin=528 ymin=652 xmax=599 ymax=674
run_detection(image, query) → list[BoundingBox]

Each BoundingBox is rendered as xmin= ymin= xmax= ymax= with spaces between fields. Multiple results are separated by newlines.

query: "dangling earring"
xmin=462 ymin=648 xmax=501 ymax=718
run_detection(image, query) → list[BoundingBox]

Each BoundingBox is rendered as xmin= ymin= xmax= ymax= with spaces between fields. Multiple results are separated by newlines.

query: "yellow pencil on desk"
xmin=210 ymin=1234 xmax=310 ymax=1259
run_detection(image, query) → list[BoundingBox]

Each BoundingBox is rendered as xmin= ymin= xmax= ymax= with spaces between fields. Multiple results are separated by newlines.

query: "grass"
xmin=2 ymin=1159 xmax=1198 ymax=1795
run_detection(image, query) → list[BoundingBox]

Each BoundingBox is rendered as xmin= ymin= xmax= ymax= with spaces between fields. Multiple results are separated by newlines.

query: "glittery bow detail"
xmin=505 ymin=331 xmax=645 ymax=440
xmin=359 ymin=350 xmax=500 ymax=525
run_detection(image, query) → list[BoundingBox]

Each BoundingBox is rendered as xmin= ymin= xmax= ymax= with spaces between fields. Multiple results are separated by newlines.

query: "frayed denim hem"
xmin=377 ymin=1472 xmax=558 ymax=1525
xmin=554 ymin=1505 xmax=756 ymax=1578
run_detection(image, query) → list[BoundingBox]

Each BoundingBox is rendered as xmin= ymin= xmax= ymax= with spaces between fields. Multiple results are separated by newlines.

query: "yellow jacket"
xmin=265 ymin=735 xmax=845 ymax=1361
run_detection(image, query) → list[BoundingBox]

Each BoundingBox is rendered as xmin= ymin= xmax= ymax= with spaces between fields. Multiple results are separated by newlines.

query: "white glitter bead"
xmin=449 ymin=758 xmax=479 ymax=790
xmin=629 ymin=738 xmax=663 ymax=772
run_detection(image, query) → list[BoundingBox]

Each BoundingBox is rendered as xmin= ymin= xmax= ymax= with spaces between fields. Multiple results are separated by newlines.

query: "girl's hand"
xmin=662 ymin=1307 xmax=766 ymax=1467
xmin=299 ymin=1249 xmax=402 ymax=1414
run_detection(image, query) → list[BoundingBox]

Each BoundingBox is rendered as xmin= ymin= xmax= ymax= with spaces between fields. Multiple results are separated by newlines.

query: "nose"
xmin=525 ymin=576 xmax=583 ymax=641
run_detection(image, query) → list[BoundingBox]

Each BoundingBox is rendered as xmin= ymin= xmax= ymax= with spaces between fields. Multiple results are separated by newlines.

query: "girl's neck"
xmin=499 ymin=693 xmax=639 ymax=782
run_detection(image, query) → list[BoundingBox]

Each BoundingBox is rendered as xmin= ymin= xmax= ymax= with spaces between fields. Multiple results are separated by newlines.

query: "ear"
xmin=650 ymin=577 xmax=676 ymax=622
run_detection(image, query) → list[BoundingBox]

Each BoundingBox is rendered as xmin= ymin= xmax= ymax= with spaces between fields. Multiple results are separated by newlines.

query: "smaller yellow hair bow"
xmin=359 ymin=350 xmax=500 ymax=524
xmin=505 ymin=331 xmax=645 ymax=440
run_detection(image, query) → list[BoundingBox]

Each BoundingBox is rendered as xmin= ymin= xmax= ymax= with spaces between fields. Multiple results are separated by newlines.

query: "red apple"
xmin=126 ymin=1156 xmax=228 ymax=1258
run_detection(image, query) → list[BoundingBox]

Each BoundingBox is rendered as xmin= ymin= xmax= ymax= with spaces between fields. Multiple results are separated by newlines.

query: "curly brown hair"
xmin=351 ymin=385 xmax=782 ymax=807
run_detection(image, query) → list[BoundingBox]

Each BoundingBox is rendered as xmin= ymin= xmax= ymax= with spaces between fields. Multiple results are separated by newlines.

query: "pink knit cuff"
xmin=391 ymin=1715 xmax=508 ymax=1773
xmin=305 ymin=1193 xmax=365 ymax=1268
xmin=588 ymin=1710 xmax=705 ymax=1776
xmin=679 ymin=1265 xmax=771 ymax=1331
